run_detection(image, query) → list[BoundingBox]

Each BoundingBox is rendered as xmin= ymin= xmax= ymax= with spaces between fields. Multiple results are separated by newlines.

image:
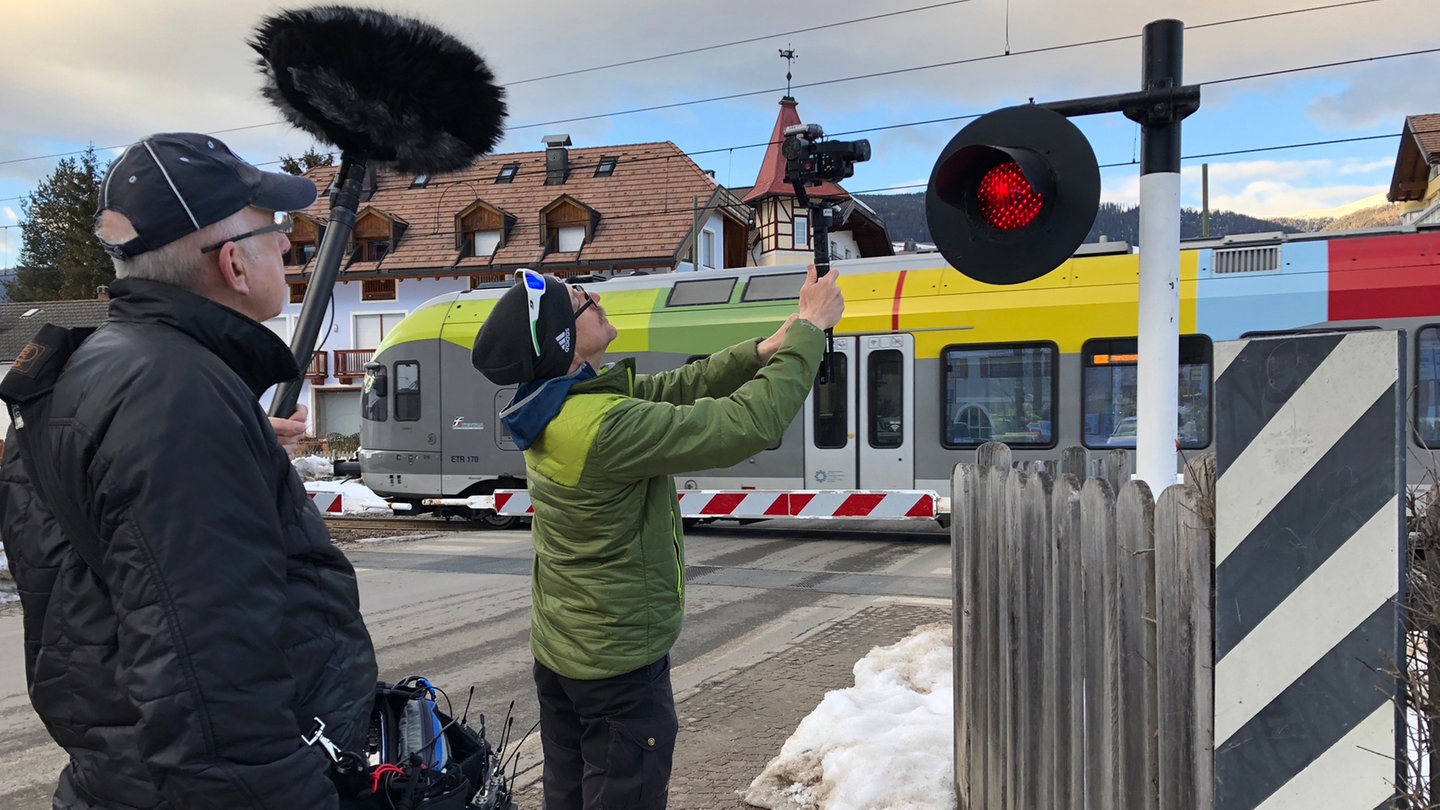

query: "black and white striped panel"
xmin=1213 ymin=331 xmax=1404 ymax=809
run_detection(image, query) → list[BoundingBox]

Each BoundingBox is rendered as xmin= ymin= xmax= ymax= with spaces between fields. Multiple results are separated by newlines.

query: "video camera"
xmin=782 ymin=123 xmax=871 ymax=187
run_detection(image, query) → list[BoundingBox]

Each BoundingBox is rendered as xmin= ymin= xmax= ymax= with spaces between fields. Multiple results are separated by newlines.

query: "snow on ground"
xmin=744 ymin=622 xmax=956 ymax=810
xmin=298 ymin=457 xmax=394 ymax=515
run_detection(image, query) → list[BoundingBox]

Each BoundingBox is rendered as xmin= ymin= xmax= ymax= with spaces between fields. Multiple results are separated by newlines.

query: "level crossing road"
xmin=0 ymin=519 xmax=951 ymax=807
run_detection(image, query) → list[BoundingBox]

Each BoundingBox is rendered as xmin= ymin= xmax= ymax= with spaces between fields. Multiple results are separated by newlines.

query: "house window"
xmin=354 ymin=313 xmax=404 ymax=349
xmin=472 ymin=229 xmax=502 ymax=257
xmin=794 ymin=215 xmax=809 ymax=248
xmin=557 ymin=225 xmax=585 ymax=253
xmin=359 ymin=239 xmax=389 ymax=262
xmin=595 ymin=156 xmax=618 ymax=177
xmin=289 ymin=281 xmax=307 ymax=304
xmin=286 ymin=242 xmax=316 ymax=266
xmin=361 ymin=278 xmax=397 ymax=301
xmin=495 ymin=164 xmax=518 ymax=184
xmin=409 ymin=174 xmax=430 ymax=188
xmin=701 ymin=229 xmax=716 ymax=269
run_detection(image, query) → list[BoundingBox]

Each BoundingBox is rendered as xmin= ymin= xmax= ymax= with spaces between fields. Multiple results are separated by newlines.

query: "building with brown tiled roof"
xmin=1388 ymin=113 xmax=1440 ymax=225
xmin=274 ymin=136 xmax=755 ymax=438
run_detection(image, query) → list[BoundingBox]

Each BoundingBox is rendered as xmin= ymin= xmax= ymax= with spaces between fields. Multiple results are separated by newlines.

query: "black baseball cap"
xmin=97 ymin=132 xmax=318 ymax=259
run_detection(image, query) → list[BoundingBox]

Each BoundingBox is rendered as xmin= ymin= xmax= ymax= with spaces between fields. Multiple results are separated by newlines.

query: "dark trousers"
xmin=534 ymin=655 xmax=678 ymax=810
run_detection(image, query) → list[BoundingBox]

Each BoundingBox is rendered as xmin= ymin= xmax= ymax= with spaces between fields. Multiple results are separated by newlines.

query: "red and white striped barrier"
xmin=427 ymin=489 xmax=940 ymax=521
xmin=308 ymin=491 xmax=343 ymax=514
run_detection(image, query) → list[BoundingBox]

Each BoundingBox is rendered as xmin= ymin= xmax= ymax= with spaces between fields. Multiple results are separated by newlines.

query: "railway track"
xmin=322 ymin=515 xmax=489 ymax=534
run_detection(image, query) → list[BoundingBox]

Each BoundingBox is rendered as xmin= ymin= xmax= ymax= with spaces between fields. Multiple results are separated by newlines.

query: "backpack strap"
xmin=0 ymin=324 xmax=106 ymax=575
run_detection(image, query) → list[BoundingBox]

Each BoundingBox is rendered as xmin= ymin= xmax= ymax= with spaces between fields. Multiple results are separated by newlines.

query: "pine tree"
xmin=279 ymin=145 xmax=335 ymax=176
xmin=5 ymin=147 xmax=113 ymax=302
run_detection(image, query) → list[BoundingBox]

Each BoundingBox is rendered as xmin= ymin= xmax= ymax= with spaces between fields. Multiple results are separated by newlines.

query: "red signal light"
xmin=925 ymin=105 xmax=1100 ymax=285
xmin=977 ymin=160 xmax=1045 ymax=231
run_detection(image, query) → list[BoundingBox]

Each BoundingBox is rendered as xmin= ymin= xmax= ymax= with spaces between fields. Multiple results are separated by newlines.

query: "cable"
xmin=505 ymin=0 xmax=977 ymax=85
xmin=0 ymin=0 xmax=1402 ymax=170
xmin=0 ymin=1 xmax=1425 ymax=208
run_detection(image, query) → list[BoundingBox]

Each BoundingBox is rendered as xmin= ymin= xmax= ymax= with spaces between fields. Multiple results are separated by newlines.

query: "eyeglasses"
xmin=518 ymin=269 xmax=547 ymax=356
xmin=199 ymin=213 xmax=293 ymax=254
xmin=572 ymin=285 xmax=597 ymax=318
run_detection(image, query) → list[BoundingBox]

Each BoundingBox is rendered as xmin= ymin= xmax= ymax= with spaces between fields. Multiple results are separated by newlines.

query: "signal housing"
xmin=926 ymin=105 xmax=1100 ymax=285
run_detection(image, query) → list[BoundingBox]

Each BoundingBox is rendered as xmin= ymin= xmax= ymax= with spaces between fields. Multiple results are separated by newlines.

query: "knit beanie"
xmin=471 ymin=270 xmax=576 ymax=384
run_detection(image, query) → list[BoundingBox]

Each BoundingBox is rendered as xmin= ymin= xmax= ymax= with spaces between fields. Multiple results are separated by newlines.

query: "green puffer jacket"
xmin=522 ymin=319 xmax=825 ymax=679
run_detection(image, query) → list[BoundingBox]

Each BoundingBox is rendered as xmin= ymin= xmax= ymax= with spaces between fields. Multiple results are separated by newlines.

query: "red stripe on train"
xmin=1329 ymin=232 xmax=1440 ymax=321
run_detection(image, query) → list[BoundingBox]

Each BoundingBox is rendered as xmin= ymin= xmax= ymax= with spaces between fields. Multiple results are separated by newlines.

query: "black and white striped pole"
xmin=1129 ymin=19 xmax=1188 ymax=492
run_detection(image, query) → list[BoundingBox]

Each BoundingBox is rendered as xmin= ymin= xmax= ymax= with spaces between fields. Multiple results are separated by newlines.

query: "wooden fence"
xmin=952 ymin=443 xmax=1215 ymax=809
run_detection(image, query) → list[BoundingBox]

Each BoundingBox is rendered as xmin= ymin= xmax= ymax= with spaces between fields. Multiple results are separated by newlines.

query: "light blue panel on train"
xmin=1195 ymin=241 xmax=1329 ymax=340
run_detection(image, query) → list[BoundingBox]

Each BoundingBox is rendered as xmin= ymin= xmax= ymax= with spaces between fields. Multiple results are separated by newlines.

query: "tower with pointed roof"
xmin=739 ymin=94 xmax=893 ymax=266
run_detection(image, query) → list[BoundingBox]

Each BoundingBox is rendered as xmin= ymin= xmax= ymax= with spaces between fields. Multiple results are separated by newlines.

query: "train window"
xmin=1417 ymin=327 xmax=1440 ymax=448
xmin=394 ymin=361 xmax=421 ymax=422
xmin=941 ymin=343 xmax=1056 ymax=448
xmin=741 ymin=273 xmax=805 ymax=303
xmin=868 ymin=350 xmax=903 ymax=449
xmin=1081 ymin=335 xmax=1212 ymax=449
xmin=666 ymin=277 xmax=736 ymax=307
xmin=362 ymin=363 xmax=387 ymax=422
xmin=813 ymin=353 xmax=849 ymax=449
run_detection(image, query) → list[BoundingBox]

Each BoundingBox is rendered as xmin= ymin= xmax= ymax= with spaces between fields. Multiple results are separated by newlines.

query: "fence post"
xmin=1118 ymin=479 xmax=1160 ymax=808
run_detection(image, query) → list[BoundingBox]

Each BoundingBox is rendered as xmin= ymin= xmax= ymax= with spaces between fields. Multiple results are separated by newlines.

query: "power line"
xmin=0 ymin=0 xmax=1419 ymax=204
xmin=505 ymin=0 xmax=977 ymax=85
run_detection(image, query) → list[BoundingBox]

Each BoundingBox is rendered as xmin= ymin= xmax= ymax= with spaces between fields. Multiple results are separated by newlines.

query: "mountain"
xmin=854 ymin=192 xmax=1403 ymax=246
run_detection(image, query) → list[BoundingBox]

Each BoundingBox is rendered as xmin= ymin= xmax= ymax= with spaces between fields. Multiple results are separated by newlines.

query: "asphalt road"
xmin=0 ymin=519 xmax=952 ymax=808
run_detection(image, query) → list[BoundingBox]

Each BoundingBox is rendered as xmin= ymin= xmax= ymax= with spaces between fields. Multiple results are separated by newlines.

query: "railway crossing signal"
xmin=925 ymin=104 xmax=1100 ymax=285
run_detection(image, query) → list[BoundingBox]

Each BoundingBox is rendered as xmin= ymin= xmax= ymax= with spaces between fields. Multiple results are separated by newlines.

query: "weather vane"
xmin=779 ymin=46 xmax=797 ymax=96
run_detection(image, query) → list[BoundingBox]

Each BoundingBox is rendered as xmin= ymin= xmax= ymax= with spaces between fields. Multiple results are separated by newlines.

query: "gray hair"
xmin=97 ymin=210 xmax=252 ymax=290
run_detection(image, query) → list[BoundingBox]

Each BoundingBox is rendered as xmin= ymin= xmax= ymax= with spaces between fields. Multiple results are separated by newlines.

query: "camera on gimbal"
xmin=782 ymin=123 xmax=871 ymax=186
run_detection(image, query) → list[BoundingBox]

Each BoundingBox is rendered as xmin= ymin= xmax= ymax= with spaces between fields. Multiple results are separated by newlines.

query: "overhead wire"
xmin=0 ymin=0 xmax=1423 ymax=210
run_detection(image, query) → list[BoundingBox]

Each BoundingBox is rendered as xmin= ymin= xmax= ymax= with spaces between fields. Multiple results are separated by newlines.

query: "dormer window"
xmin=362 ymin=239 xmax=390 ymax=262
xmin=347 ymin=208 xmax=406 ymax=265
xmin=540 ymin=195 xmax=599 ymax=255
xmin=285 ymin=216 xmax=323 ymax=267
xmin=456 ymin=200 xmax=514 ymax=258
xmin=594 ymin=156 xmax=618 ymax=177
xmin=495 ymin=164 xmax=518 ymax=184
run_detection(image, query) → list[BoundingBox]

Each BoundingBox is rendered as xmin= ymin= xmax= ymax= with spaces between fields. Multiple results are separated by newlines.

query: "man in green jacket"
xmin=470 ymin=265 xmax=844 ymax=810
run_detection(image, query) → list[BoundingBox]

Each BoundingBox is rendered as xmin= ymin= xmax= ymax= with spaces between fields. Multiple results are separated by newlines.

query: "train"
xmin=356 ymin=224 xmax=1440 ymax=527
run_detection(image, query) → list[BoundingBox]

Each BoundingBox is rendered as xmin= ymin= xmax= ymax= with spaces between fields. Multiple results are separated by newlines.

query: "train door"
xmin=802 ymin=333 xmax=916 ymax=489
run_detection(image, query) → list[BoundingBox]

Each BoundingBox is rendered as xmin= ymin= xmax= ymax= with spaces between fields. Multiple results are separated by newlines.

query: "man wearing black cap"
xmin=472 ymin=265 xmax=844 ymax=809
xmin=0 ymin=133 xmax=378 ymax=809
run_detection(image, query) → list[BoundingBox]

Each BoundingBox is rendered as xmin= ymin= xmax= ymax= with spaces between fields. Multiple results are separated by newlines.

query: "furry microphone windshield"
xmin=250 ymin=6 xmax=507 ymax=174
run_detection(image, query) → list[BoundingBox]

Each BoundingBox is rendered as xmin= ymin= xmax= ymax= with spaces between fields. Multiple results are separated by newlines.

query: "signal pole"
xmin=1129 ymin=19 xmax=1187 ymax=492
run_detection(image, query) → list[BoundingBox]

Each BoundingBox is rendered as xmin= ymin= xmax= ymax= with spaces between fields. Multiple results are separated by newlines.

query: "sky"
xmin=2 ymin=0 xmax=1437 ymax=268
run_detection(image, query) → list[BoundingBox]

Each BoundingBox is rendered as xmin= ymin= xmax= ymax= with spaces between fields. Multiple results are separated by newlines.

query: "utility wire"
xmin=0 ymin=0 xmax=1419 ymax=204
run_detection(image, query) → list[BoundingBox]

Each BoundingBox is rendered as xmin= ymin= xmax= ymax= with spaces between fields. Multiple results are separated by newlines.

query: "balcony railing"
xmin=304 ymin=350 xmax=328 ymax=383
xmin=334 ymin=349 xmax=375 ymax=383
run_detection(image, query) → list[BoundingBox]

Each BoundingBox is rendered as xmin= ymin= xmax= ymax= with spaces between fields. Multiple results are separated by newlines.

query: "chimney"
xmin=95 ymin=284 xmax=109 ymax=300
xmin=543 ymin=134 xmax=572 ymax=185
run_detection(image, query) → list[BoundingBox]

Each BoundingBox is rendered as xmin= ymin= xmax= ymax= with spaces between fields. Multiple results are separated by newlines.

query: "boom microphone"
xmin=250 ymin=6 xmax=508 ymax=419
xmin=250 ymin=5 xmax=507 ymax=173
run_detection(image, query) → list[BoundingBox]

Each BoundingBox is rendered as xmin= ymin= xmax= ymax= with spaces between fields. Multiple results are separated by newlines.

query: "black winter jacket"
xmin=0 ymin=279 xmax=378 ymax=809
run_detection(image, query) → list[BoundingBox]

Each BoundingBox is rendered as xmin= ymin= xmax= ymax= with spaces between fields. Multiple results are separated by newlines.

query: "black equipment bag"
xmin=357 ymin=678 xmax=512 ymax=810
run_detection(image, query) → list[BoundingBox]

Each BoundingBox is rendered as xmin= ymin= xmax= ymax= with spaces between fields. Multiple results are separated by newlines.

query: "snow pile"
xmin=303 ymin=478 xmax=394 ymax=515
xmin=291 ymin=454 xmax=335 ymax=481
xmin=744 ymin=622 xmax=955 ymax=810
